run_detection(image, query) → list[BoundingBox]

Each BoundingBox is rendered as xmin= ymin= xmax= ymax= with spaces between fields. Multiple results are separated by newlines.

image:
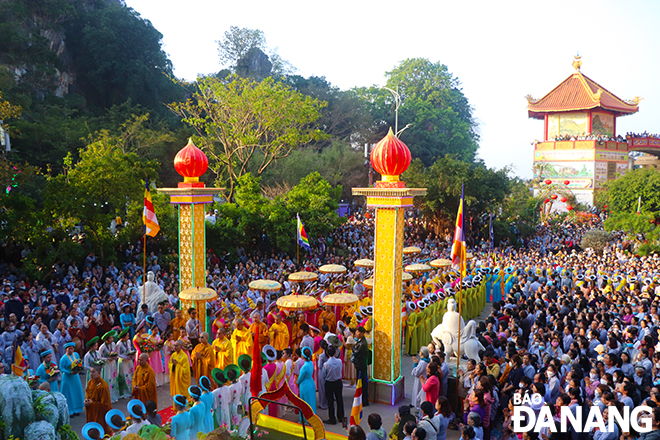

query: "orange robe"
xmin=211 ymin=336 xmax=232 ymax=370
xmin=132 ymin=363 xmax=157 ymax=408
xmin=231 ymin=327 xmax=252 ymax=362
xmin=249 ymin=321 xmax=269 ymax=352
xmin=171 ymin=317 xmax=187 ymax=340
xmin=191 ymin=341 xmax=214 ymax=381
xmin=318 ymin=311 xmax=337 ymax=333
xmin=268 ymin=322 xmax=290 ymax=351
xmin=291 ymin=320 xmax=307 ymax=349
xmin=86 ymin=377 xmax=112 ymax=433
xmin=169 ymin=349 xmax=191 ymax=398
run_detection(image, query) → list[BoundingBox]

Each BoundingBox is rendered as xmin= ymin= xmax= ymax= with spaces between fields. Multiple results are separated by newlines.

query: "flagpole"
xmin=456 ymin=275 xmax=463 ymax=414
xmin=143 ymin=232 xmax=147 ymax=305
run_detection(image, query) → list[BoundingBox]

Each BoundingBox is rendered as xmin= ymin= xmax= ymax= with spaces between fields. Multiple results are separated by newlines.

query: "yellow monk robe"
xmin=132 ymin=363 xmax=157 ymax=407
xmin=191 ymin=341 xmax=214 ymax=381
xmin=211 ymin=335 xmax=233 ymax=369
xmin=86 ymin=376 xmax=112 ymax=432
xmin=318 ymin=310 xmax=337 ymax=333
xmin=169 ymin=349 xmax=191 ymax=398
xmin=231 ymin=327 xmax=252 ymax=363
xmin=249 ymin=321 xmax=269 ymax=352
xmin=171 ymin=317 xmax=187 ymax=340
xmin=268 ymin=322 xmax=290 ymax=351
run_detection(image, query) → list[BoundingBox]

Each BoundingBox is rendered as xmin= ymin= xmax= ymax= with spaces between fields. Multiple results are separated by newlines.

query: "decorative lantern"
xmin=604 ymin=204 xmax=608 ymax=209
xmin=174 ymin=139 xmax=209 ymax=182
xmin=544 ymin=179 xmax=552 ymax=185
xmin=560 ymin=196 xmax=567 ymax=203
xmin=544 ymin=198 xmax=550 ymax=204
xmin=551 ymin=194 xmax=557 ymax=200
xmin=564 ymin=180 xmax=570 ymax=185
xmin=370 ymin=128 xmax=412 ymax=181
xmin=567 ymin=205 xmax=574 ymax=211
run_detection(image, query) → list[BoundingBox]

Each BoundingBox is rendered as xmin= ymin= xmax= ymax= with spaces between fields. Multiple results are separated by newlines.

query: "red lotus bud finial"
xmin=370 ymin=128 xmax=412 ymax=181
xmin=174 ymin=139 xmax=208 ymax=182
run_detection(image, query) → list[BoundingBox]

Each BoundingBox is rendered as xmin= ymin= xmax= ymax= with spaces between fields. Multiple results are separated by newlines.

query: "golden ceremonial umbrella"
xmin=318 ymin=264 xmax=347 ymax=274
xmin=402 ymin=272 xmax=413 ymax=281
xmin=403 ymin=246 xmax=422 ymax=255
xmin=363 ymin=278 xmax=374 ymax=289
xmin=276 ymin=294 xmax=319 ymax=311
xmin=354 ymin=259 xmax=375 ymax=268
xmin=248 ymin=279 xmax=282 ymax=291
xmin=179 ymin=287 xmax=217 ymax=332
xmin=430 ymin=258 xmax=452 ymax=268
xmin=323 ymin=293 xmax=359 ymax=306
xmin=288 ymin=271 xmax=318 ymax=282
xmin=466 ymin=253 xmax=474 ymax=260
xmin=405 ymin=263 xmax=433 ymax=273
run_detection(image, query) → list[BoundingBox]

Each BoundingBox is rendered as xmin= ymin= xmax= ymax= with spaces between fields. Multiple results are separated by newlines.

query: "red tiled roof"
xmin=527 ymin=72 xmax=638 ymax=119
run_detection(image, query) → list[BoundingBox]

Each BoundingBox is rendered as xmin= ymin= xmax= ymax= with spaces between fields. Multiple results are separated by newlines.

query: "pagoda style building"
xmin=527 ymin=56 xmax=641 ymax=205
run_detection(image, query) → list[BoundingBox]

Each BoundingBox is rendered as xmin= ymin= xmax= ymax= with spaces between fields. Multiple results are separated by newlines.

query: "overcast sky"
xmin=125 ymin=0 xmax=660 ymax=179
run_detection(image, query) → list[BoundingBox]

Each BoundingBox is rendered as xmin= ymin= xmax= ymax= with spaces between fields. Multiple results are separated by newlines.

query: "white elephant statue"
xmin=431 ymin=298 xmax=484 ymax=362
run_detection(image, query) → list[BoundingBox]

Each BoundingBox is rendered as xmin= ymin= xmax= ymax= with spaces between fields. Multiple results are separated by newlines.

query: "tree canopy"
xmin=168 ymin=75 xmax=327 ymax=199
xmin=602 ymin=168 xmax=660 ymax=215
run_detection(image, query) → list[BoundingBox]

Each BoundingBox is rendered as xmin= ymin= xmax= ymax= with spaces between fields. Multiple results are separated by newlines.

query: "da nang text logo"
xmin=511 ymin=394 xmax=652 ymax=433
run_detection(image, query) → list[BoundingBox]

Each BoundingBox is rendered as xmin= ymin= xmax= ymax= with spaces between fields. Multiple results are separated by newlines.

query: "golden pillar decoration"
xmin=353 ymin=129 xmax=426 ymax=404
xmin=158 ymin=140 xmax=224 ymax=311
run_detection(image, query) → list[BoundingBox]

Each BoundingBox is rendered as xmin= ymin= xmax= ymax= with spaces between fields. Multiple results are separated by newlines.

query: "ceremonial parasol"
xmin=466 ymin=253 xmax=474 ymax=260
xmin=354 ymin=259 xmax=375 ymax=268
xmin=405 ymin=263 xmax=433 ymax=273
xmin=179 ymin=287 xmax=217 ymax=332
xmin=364 ymin=272 xmax=412 ymax=289
xmin=430 ymin=258 xmax=452 ymax=268
xmin=323 ymin=293 xmax=359 ymax=305
xmin=403 ymin=246 xmax=422 ymax=255
xmin=288 ymin=271 xmax=318 ymax=282
xmin=248 ymin=279 xmax=282 ymax=291
xmin=276 ymin=294 xmax=319 ymax=311
xmin=318 ymin=264 xmax=347 ymax=274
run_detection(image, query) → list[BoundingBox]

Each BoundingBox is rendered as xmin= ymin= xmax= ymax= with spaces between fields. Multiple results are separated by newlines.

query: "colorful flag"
xmin=297 ymin=213 xmax=311 ymax=251
xmin=489 ymin=213 xmax=494 ymax=251
xmin=349 ymin=374 xmax=363 ymax=426
xmin=451 ymin=184 xmax=467 ymax=278
xmin=143 ymin=182 xmax=160 ymax=237
xmin=637 ymin=196 xmax=642 ymax=215
xmin=11 ymin=338 xmax=26 ymax=376
xmin=250 ymin=329 xmax=262 ymax=397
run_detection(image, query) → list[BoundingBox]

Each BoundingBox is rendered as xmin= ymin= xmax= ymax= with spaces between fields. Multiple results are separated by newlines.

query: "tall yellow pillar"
xmin=158 ymin=140 xmax=224 ymax=323
xmin=353 ymin=129 xmax=426 ymax=404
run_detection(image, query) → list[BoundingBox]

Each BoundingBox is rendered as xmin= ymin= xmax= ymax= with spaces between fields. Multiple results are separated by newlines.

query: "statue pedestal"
xmin=368 ymin=376 xmax=405 ymax=405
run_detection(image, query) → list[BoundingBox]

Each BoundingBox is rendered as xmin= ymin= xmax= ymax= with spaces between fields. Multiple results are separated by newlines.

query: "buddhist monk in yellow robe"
xmin=85 ymin=366 xmax=111 ymax=433
xmin=212 ymin=328 xmax=232 ymax=370
xmin=191 ymin=332 xmax=214 ymax=381
xmin=170 ymin=309 xmax=187 ymax=341
xmin=132 ymin=353 xmax=157 ymax=407
xmin=168 ymin=340 xmax=191 ymax=398
xmin=249 ymin=313 xmax=269 ymax=352
xmin=269 ymin=314 xmax=290 ymax=351
xmin=318 ymin=305 xmax=337 ymax=333
xmin=231 ymin=319 xmax=252 ymax=362
xmin=290 ymin=313 xmax=307 ymax=349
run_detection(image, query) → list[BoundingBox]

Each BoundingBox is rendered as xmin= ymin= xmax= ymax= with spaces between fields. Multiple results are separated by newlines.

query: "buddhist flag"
xmin=250 ymin=329 xmax=262 ymax=397
xmin=297 ymin=213 xmax=311 ymax=251
xmin=349 ymin=374 xmax=363 ymax=426
xmin=143 ymin=181 xmax=160 ymax=237
xmin=11 ymin=338 xmax=26 ymax=376
xmin=637 ymin=196 xmax=642 ymax=215
xmin=451 ymin=184 xmax=467 ymax=278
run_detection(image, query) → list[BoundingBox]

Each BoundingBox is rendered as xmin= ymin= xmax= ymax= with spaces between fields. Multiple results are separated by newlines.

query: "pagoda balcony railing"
xmin=628 ymin=137 xmax=660 ymax=152
xmin=534 ymin=139 xmax=628 ymax=152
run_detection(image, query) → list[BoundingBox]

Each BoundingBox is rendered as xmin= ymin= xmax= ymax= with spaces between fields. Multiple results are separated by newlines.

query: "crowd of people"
xmin=2 ymin=211 xmax=660 ymax=440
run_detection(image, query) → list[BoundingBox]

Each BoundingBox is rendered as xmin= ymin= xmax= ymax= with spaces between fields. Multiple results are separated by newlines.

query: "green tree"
xmin=168 ymin=75 xmax=327 ymax=199
xmin=402 ymin=156 xmax=511 ymax=232
xmin=602 ymin=168 xmax=660 ymax=214
xmin=44 ymin=136 xmax=159 ymax=265
xmin=580 ymin=229 xmax=612 ymax=255
xmin=217 ymin=26 xmax=294 ymax=77
xmin=355 ymin=58 xmax=479 ymax=166
xmin=65 ymin=3 xmax=180 ymax=113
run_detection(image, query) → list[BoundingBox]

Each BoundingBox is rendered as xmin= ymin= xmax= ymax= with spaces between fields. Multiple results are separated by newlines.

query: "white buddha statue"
xmin=138 ymin=271 xmax=168 ymax=313
xmin=431 ymin=298 xmax=484 ymax=361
